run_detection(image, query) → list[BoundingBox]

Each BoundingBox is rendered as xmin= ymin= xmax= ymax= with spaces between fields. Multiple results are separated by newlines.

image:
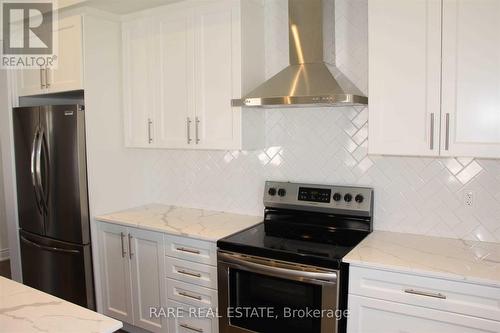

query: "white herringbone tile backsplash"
xmin=147 ymin=0 xmax=500 ymax=243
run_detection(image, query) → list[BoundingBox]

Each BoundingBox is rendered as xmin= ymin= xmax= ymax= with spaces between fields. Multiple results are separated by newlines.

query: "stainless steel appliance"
xmin=231 ymin=0 xmax=368 ymax=108
xmin=217 ymin=181 xmax=373 ymax=333
xmin=13 ymin=104 xmax=94 ymax=309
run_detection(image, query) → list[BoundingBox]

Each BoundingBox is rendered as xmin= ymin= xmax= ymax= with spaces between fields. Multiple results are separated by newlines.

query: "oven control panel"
xmin=298 ymin=187 xmax=332 ymax=203
xmin=264 ymin=181 xmax=373 ymax=216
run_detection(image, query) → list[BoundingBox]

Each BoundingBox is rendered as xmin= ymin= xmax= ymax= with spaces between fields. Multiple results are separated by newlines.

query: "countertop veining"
xmin=344 ymin=231 xmax=500 ymax=287
xmin=0 ymin=276 xmax=122 ymax=333
xmin=96 ymin=204 xmax=263 ymax=242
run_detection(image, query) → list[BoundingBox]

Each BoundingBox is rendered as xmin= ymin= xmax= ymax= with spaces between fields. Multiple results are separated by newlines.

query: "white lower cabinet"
xmin=98 ymin=222 xmax=219 ymax=332
xmin=165 ymin=235 xmax=219 ymax=333
xmin=167 ymin=299 xmax=216 ymax=333
xmin=97 ymin=222 xmax=133 ymax=323
xmin=348 ymin=295 xmax=500 ymax=333
xmin=347 ymin=266 xmax=500 ymax=333
xmin=97 ymin=222 xmax=166 ymax=333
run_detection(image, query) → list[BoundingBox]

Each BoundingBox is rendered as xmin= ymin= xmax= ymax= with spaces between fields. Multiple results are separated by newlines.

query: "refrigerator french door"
xmin=13 ymin=105 xmax=95 ymax=309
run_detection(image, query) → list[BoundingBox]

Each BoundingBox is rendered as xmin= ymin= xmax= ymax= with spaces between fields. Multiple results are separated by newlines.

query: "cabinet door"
xmin=128 ymin=228 xmax=165 ymax=333
xmin=123 ymin=18 xmax=155 ymax=147
xmin=441 ymin=0 xmax=500 ymax=158
xmin=368 ymin=0 xmax=442 ymax=156
xmin=347 ymin=295 xmax=500 ymax=333
xmin=193 ymin=1 xmax=241 ymax=149
xmin=17 ymin=68 xmax=44 ymax=96
xmin=47 ymin=15 xmax=83 ymax=93
xmin=155 ymin=8 xmax=194 ymax=149
xmin=97 ymin=223 xmax=133 ymax=324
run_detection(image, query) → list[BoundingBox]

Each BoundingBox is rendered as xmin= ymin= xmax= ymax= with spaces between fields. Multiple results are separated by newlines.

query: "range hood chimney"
xmin=232 ymin=0 xmax=368 ymax=108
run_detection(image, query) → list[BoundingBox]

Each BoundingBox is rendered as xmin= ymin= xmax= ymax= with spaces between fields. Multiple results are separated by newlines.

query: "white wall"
xmin=140 ymin=0 xmax=500 ymax=243
xmin=0 ymin=68 xmax=21 ymax=279
xmin=0 ymin=141 xmax=9 ymax=260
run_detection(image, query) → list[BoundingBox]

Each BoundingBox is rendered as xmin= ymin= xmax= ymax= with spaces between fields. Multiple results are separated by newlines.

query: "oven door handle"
xmin=218 ymin=252 xmax=337 ymax=282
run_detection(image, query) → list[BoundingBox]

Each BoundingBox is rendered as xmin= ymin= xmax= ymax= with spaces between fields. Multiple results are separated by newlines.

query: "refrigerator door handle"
xmin=31 ymin=127 xmax=44 ymax=215
xmin=20 ymin=235 xmax=80 ymax=254
xmin=35 ymin=128 xmax=49 ymax=215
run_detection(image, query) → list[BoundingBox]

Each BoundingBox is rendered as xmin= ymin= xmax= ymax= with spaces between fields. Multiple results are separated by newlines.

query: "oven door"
xmin=218 ymin=251 xmax=339 ymax=333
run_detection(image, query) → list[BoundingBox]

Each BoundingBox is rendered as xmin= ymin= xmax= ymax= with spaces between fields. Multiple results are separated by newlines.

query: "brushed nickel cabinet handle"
xmin=195 ymin=117 xmax=200 ymax=144
xmin=179 ymin=323 xmax=203 ymax=333
xmin=404 ymin=288 xmax=446 ymax=299
xmin=120 ymin=232 xmax=126 ymax=258
xmin=178 ymin=291 xmax=202 ymax=301
xmin=147 ymin=118 xmax=153 ymax=144
xmin=187 ymin=117 xmax=192 ymax=144
xmin=176 ymin=247 xmax=200 ymax=255
xmin=40 ymin=68 xmax=46 ymax=89
xmin=445 ymin=113 xmax=450 ymax=150
xmin=128 ymin=234 xmax=133 ymax=259
xmin=45 ymin=68 xmax=50 ymax=88
xmin=430 ymin=113 xmax=435 ymax=150
xmin=177 ymin=269 xmax=202 ymax=278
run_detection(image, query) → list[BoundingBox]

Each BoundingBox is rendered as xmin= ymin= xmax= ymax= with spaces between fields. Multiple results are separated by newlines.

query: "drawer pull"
xmin=178 ymin=291 xmax=202 ymax=301
xmin=179 ymin=323 xmax=203 ymax=333
xmin=404 ymin=288 xmax=446 ymax=299
xmin=178 ymin=269 xmax=202 ymax=278
xmin=176 ymin=247 xmax=201 ymax=255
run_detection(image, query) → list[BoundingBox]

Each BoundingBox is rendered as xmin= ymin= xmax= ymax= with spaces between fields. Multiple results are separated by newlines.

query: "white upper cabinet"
xmin=368 ymin=0 xmax=442 ymax=156
xmin=441 ymin=0 xmax=500 ymax=158
xmin=17 ymin=15 xmax=83 ymax=96
xmin=47 ymin=15 xmax=83 ymax=93
xmin=193 ymin=1 xmax=238 ymax=149
xmin=154 ymin=7 xmax=193 ymax=148
xmin=369 ymin=0 xmax=500 ymax=158
xmin=122 ymin=0 xmax=265 ymax=150
xmin=122 ymin=17 xmax=154 ymax=148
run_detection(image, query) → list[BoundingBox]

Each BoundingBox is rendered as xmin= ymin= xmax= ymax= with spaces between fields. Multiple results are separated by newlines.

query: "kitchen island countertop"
xmin=0 ymin=276 xmax=122 ymax=333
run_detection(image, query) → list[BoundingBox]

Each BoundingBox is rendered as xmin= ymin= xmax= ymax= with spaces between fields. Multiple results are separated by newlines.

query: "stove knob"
xmin=333 ymin=193 xmax=342 ymax=201
xmin=344 ymin=193 xmax=353 ymax=202
xmin=278 ymin=188 xmax=287 ymax=197
xmin=268 ymin=187 xmax=277 ymax=196
xmin=355 ymin=194 xmax=364 ymax=203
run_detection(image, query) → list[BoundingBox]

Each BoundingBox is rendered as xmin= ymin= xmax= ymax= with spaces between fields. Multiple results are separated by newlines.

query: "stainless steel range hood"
xmin=232 ymin=0 xmax=368 ymax=108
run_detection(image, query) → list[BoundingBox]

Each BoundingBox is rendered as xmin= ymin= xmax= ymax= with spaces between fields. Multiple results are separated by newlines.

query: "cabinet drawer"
xmin=167 ymin=299 xmax=217 ymax=333
xmin=347 ymin=294 xmax=500 ymax=333
xmin=166 ymin=257 xmax=217 ymax=289
xmin=349 ymin=266 xmax=500 ymax=322
xmin=166 ymin=278 xmax=218 ymax=310
xmin=165 ymin=234 xmax=216 ymax=266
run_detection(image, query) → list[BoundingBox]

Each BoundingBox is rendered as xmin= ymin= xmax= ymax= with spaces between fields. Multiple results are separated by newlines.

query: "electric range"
xmin=217 ymin=181 xmax=373 ymax=333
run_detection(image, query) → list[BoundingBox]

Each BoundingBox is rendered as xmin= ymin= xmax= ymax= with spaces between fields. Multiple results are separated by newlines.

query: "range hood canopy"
xmin=232 ymin=0 xmax=368 ymax=108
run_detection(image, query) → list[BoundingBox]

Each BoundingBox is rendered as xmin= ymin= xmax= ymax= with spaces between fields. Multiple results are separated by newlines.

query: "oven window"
xmin=229 ymin=268 xmax=322 ymax=333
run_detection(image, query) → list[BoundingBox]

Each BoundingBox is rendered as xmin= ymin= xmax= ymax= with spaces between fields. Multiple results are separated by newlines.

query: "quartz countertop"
xmin=343 ymin=231 xmax=500 ymax=287
xmin=0 ymin=276 xmax=122 ymax=333
xmin=96 ymin=204 xmax=262 ymax=242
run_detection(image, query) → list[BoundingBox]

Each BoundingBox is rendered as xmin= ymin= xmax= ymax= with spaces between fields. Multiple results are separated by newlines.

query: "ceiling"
xmin=77 ymin=0 xmax=183 ymax=15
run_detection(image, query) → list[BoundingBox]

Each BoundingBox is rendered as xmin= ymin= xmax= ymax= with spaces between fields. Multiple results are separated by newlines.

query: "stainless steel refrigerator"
xmin=13 ymin=104 xmax=95 ymax=310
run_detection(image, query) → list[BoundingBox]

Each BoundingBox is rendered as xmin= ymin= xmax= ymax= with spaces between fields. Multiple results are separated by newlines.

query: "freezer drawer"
xmin=19 ymin=230 xmax=95 ymax=309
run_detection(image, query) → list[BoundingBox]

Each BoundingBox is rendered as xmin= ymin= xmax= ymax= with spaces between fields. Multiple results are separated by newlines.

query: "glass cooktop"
xmin=217 ymin=222 xmax=369 ymax=269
